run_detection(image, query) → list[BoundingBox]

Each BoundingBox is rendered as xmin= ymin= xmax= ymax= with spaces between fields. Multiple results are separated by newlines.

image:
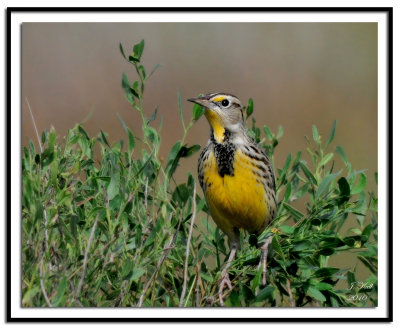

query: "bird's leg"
xmin=219 ymin=246 xmax=237 ymax=306
xmin=258 ymin=236 xmax=273 ymax=286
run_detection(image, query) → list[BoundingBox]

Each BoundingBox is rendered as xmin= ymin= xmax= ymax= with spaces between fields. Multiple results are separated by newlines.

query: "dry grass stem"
xmin=179 ymin=184 xmax=197 ymax=307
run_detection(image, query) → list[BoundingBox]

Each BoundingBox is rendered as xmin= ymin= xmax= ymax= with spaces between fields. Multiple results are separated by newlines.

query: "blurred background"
xmin=22 ymin=22 xmax=377 ymax=281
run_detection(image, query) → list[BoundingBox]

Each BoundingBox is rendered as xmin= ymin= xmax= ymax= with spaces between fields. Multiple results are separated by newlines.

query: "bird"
xmin=188 ymin=92 xmax=277 ymax=306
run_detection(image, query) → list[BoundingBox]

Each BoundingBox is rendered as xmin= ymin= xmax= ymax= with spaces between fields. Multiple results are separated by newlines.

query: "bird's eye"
xmin=221 ymin=99 xmax=229 ymax=107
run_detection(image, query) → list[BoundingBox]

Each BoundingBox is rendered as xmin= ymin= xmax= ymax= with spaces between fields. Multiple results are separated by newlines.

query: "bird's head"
xmin=188 ymin=93 xmax=244 ymax=143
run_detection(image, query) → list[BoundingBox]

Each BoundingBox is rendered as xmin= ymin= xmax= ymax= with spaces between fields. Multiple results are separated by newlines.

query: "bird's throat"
xmin=205 ymin=109 xmax=225 ymax=143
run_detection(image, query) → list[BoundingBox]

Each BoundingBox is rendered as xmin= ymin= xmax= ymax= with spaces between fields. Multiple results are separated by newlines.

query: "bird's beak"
xmin=187 ymin=96 xmax=211 ymax=108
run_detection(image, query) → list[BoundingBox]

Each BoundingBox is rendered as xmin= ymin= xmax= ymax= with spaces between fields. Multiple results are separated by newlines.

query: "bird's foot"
xmin=218 ymin=269 xmax=232 ymax=306
xmin=258 ymin=236 xmax=273 ymax=286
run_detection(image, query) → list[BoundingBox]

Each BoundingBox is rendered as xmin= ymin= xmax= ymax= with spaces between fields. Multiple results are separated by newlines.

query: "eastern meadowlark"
xmin=188 ymin=93 xmax=277 ymax=306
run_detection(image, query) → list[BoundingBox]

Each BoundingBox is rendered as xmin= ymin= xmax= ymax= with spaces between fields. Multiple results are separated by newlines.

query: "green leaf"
xmin=283 ymin=182 xmax=292 ymax=202
xmin=144 ymin=126 xmax=158 ymax=145
xmin=263 ymin=126 xmax=274 ymax=140
xmin=316 ymin=172 xmax=339 ymax=199
xmin=180 ymin=144 xmax=201 ymax=158
xmin=312 ymin=267 xmax=339 ymax=278
xmin=127 ymin=129 xmax=135 ymax=154
xmin=149 ymin=106 xmax=158 ymax=122
xmin=132 ymin=81 xmax=139 ymax=96
xmin=130 ymin=267 xmax=146 ymax=282
xmin=78 ymin=125 xmax=90 ymax=141
xmin=172 ymin=184 xmax=189 ymax=204
xmin=48 ymin=127 xmax=56 ymax=150
xmin=279 ymin=153 xmax=292 ymax=182
xmin=338 ymin=177 xmax=350 ymax=204
xmin=121 ymin=259 xmax=133 ymax=277
xmin=107 ymin=171 xmax=120 ymax=200
xmin=312 ymin=125 xmax=320 ymax=145
xmin=324 ymin=120 xmax=337 ymax=150
xmin=319 ymin=153 xmax=333 ymax=167
xmin=132 ymin=39 xmax=145 ymax=61
xmin=52 ymin=276 xmax=67 ymax=306
xmin=41 ymin=149 xmax=55 ymax=168
xmin=361 ymin=224 xmax=372 ymax=243
xmin=318 ymin=247 xmax=335 ymax=256
xmin=276 ymin=125 xmax=284 ymax=140
xmin=165 ymin=141 xmax=182 ymax=178
xmin=118 ymin=114 xmax=129 ymax=133
xmin=293 ymin=241 xmax=312 ymax=251
xmin=351 ymin=173 xmax=367 ymax=195
xmin=336 ymin=146 xmax=349 ymax=165
xmin=246 ymin=98 xmax=254 ymax=118
xmin=347 ymin=271 xmax=356 ymax=289
xmin=41 ymin=130 xmax=48 ymax=145
xmin=255 ymin=285 xmax=275 ymax=302
xmin=307 ymin=286 xmax=326 ymax=302
xmin=282 ymin=202 xmax=304 ymax=221
xmin=119 ymin=42 xmax=126 ymax=59
xmin=70 ymin=215 xmax=78 ymax=239
xmin=315 ymin=282 xmax=333 ymax=291
xmin=279 ymin=225 xmax=294 ymax=234
xmin=122 ymin=73 xmax=130 ymax=91
xmin=122 ymin=73 xmax=136 ymax=103
xmin=272 ymin=236 xmax=286 ymax=261
xmin=138 ymin=64 xmax=146 ymax=80
xmin=250 ymin=266 xmax=262 ymax=291
xmin=192 ymin=103 xmax=205 ymax=121
xmin=128 ymin=55 xmax=139 ymax=63
xmin=99 ymin=130 xmax=111 ymax=148
xmin=300 ymin=162 xmax=317 ymax=185
xmin=226 ymin=290 xmax=241 ymax=307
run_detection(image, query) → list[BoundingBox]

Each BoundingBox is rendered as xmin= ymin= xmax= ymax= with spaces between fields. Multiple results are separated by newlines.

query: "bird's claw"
xmin=218 ymin=270 xmax=232 ymax=306
xmin=259 ymin=236 xmax=273 ymax=286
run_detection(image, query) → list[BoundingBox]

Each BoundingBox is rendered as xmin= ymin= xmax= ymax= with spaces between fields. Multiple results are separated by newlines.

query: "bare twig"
xmin=179 ymin=185 xmax=197 ymax=307
xmin=286 ymin=279 xmax=295 ymax=307
xmin=74 ymin=216 xmax=99 ymax=300
xmin=137 ymin=212 xmax=182 ymax=307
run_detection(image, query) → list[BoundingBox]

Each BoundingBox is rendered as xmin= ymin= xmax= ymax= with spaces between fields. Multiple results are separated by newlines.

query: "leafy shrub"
xmin=22 ymin=40 xmax=377 ymax=307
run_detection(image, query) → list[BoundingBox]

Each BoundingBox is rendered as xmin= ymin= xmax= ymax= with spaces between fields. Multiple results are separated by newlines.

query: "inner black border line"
xmin=6 ymin=6 xmax=393 ymax=323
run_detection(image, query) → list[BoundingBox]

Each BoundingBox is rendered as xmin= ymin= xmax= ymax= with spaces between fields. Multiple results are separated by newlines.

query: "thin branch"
xmin=286 ymin=279 xmax=295 ymax=307
xmin=179 ymin=185 xmax=197 ymax=307
xmin=74 ymin=216 xmax=99 ymax=300
xmin=137 ymin=212 xmax=182 ymax=307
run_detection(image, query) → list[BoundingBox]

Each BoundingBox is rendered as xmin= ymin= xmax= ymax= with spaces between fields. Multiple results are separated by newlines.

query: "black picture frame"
xmin=6 ymin=6 xmax=393 ymax=323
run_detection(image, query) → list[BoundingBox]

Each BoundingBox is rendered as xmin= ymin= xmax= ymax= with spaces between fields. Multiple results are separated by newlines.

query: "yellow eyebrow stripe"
xmin=212 ymin=96 xmax=225 ymax=102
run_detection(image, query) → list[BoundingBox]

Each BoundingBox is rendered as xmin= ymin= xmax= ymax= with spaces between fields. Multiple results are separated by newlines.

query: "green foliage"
xmin=22 ymin=40 xmax=377 ymax=308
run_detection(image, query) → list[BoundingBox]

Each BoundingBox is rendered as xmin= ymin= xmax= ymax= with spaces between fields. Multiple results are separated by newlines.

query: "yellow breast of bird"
xmin=202 ymin=149 xmax=268 ymax=234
